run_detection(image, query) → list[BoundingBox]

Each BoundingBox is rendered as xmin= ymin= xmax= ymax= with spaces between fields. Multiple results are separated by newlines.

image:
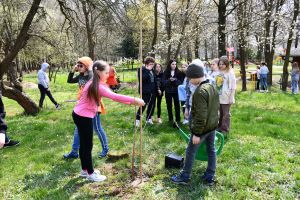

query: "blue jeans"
xmin=291 ymin=79 xmax=299 ymax=94
xmin=180 ymin=130 xmax=216 ymax=180
xmin=71 ymin=113 xmax=108 ymax=153
xmin=260 ymin=74 xmax=268 ymax=90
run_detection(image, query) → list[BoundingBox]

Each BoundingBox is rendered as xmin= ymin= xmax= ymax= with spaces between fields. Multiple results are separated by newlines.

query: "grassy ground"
xmin=0 ymin=70 xmax=299 ymax=200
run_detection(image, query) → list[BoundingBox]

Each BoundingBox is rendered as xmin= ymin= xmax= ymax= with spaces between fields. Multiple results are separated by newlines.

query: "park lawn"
xmin=0 ymin=72 xmax=299 ymax=200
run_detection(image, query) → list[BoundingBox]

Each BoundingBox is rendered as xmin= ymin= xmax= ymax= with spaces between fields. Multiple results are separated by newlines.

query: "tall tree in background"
xmin=282 ymin=0 xmax=299 ymax=91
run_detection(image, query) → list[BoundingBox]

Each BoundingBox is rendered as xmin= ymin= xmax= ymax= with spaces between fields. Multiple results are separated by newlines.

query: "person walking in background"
xmin=37 ymin=62 xmax=60 ymax=109
xmin=72 ymin=60 xmax=144 ymax=182
xmin=163 ymin=59 xmax=184 ymax=127
xmin=135 ymin=57 xmax=156 ymax=127
xmin=291 ymin=62 xmax=299 ymax=94
xmin=153 ymin=63 xmax=164 ymax=124
xmin=216 ymin=57 xmax=236 ymax=134
xmin=260 ymin=62 xmax=269 ymax=92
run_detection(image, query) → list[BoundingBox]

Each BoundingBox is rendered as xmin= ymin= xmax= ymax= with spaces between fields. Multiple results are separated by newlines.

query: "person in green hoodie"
xmin=171 ymin=64 xmax=219 ymax=186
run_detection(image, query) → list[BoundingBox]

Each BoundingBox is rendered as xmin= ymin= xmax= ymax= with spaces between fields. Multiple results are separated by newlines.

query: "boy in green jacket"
xmin=171 ymin=64 xmax=219 ymax=186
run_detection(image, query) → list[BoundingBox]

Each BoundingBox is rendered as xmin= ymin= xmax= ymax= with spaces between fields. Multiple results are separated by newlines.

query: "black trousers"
xmin=156 ymin=94 xmax=163 ymax=118
xmin=38 ymin=84 xmax=58 ymax=108
xmin=165 ymin=92 xmax=181 ymax=122
xmin=0 ymin=111 xmax=9 ymax=143
xmin=136 ymin=93 xmax=155 ymax=121
xmin=72 ymin=111 xmax=94 ymax=174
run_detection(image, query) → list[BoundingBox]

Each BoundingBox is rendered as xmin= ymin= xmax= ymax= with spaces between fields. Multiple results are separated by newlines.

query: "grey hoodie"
xmin=38 ymin=63 xmax=50 ymax=89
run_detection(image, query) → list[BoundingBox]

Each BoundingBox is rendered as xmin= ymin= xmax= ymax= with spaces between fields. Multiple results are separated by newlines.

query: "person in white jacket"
xmin=37 ymin=62 xmax=60 ymax=109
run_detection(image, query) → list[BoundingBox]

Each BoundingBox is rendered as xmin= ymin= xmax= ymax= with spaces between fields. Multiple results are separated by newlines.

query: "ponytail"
xmin=87 ymin=60 xmax=108 ymax=104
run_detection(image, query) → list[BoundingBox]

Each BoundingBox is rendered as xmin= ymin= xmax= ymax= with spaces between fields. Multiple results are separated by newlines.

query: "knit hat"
xmin=78 ymin=57 xmax=93 ymax=69
xmin=186 ymin=64 xmax=204 ymax=78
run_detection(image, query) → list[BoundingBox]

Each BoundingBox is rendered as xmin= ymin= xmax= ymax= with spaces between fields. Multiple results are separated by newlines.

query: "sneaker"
xmin=80 ymin=169 xmax=100 ymax=177
xmin=55 ymin=104 xmax=61 ymax=110
xmin=87 ymin=171 xmax=107 ymax=182
xmin=99 ymin=148 xmax=109 ymax=158
xmin=171 ymin=174 xmax=189 ymax=185
xmin=157 ymin=118 xmax=162 ymax=124
xmin=135 ymin=120 xmax=140 ymax=127
xmin=63 ymin=151 xmax=79 ymax=159
xmin=182 ymin=119 xmax=189 ymax=125
xmin=203 ymin=177 xmax=215 ymax=186
xmin=3 ymin=140 xmax=20 ymax=148
xmin=147 ymin=118 xmax=154 ymax=125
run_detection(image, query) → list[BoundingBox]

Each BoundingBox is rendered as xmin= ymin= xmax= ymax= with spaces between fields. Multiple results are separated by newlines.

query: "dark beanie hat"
xmin=186 ymin=64 xmax=204 ymax=78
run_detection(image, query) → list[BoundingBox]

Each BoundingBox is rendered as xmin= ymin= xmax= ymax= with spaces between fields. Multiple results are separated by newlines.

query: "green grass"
xmin=0 ymin=71 xmax=299 ymax=199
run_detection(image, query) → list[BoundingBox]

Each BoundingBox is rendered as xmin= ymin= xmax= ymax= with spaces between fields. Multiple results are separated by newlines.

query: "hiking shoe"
xmin=171 ymin=174 xmax=189 ymax=185
xmin=99 ymin=148 xmax=109 ymax=158
xmin=55 ymin=104 xmax=61 ymax=110
xmin=80 ymin=169 xmax=100 ymax=177
xmin=87 ymin=171 xmax=107 ymax=182
xmin=157 ymin=118 xmax=162 ymax=124
xmin=4 ymin=140 xmax=20 ymax=148
xmin=63 ymin=151 xmax=79 ymax=159
xmin=182 ymin=119 xmax=189 ymax=125
xmin=147 ymin=118 xmax=154 ymax=125
xmin=135 ymin=120 xmax=140 ymax=127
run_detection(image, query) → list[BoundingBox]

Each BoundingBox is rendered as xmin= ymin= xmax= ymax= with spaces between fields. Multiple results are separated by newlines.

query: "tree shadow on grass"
xmin=22 ymin=160 xmax=91 ymax=199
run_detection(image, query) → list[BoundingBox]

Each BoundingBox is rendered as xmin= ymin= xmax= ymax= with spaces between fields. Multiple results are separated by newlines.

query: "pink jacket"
xmin=74 ymin=81 xmax=134 ymax=118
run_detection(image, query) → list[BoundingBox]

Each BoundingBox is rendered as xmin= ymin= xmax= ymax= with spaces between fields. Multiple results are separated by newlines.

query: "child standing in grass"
xmin=163 ymin=59 xmax=184 ymax=127
xmin=153 ymin=63 xmax=164 ymax=124
xmin=72 ymin=60 xmax=144 ymax=182
xmin=135 ymin=57 xmax=156 ymax=126
xmin=256 ymin=65 xmax=261 ymax=90
xmin=178 ymin=63 xmax=188 ymax=124
xmin=291 ymin=62 xmax=299 ymax=95
xmin=171 ymin=64 xmax=219 ymax=186
xmin=64 ymin=57 xmax=110 ymax=159
xmin=207 ymin=58 xmax=220 ymax=85
xmin=216 ymin=57 xmax=236 ymax=134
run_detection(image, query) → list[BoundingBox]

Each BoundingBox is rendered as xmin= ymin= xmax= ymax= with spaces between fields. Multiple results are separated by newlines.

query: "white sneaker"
xmin=183 ymin=119 xmax=189 ymax=125
xmin=147 ymin=118 xmax=154 ymax=125
xmin=157 ymin=118 xmax=162 ymax=124
xmin=87 ymin=171 xmax=107 ymax=182
xmin=135 ymin=120 xmax=140 ymax=127
xmin=80 ymin=169 xmax=99 ymax=177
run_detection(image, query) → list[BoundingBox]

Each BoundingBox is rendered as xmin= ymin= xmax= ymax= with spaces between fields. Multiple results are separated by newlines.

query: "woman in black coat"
xmin=163 ymin=59 xmax=184 ymax=126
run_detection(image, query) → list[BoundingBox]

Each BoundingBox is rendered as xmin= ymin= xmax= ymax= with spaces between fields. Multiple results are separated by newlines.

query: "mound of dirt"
xmin=23 ymin=82 xmax=38 ymax=89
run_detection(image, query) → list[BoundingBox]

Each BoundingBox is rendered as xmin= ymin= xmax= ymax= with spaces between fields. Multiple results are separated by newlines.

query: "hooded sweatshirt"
xmin=38 ymin=63 xmax=50 ymax=89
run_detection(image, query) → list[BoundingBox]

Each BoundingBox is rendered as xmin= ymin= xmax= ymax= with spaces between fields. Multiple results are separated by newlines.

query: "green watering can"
xmin=175 ymin=123 xmax=225 ymax=161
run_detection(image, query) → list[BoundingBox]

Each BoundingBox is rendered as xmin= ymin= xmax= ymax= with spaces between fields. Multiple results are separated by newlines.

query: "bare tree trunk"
xmin=187 ymin=42 xmax=192 ymax=63
xmin=217 ymin=0 xmax=227 ymax=57
xmin=150 ymin=0 xmax=158 ymax=57
xmin=82 ymin=1 xmax=95 ymax=60
xmin=282 ymin=0 xmax=299 ymax=91
xmin=174 ymin=0 xmax=191 ymax=60
xmin=1 ymin=82 xmax=39 ymax=115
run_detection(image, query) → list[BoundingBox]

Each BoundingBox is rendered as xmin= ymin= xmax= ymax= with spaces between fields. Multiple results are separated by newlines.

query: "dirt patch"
xmin=23 ymin=82 xmax=38 ymax=89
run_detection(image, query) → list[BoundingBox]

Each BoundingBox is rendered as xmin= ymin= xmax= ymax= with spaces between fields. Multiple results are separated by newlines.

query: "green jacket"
xmin=190 ymin=80 xmax=219 ymax=137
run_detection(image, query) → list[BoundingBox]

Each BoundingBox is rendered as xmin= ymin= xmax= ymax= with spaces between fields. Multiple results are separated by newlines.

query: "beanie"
xmin=186 ymin=64 xmax=204 ymax=78
xmin=78 ymin=57 xmax=93 ymax=69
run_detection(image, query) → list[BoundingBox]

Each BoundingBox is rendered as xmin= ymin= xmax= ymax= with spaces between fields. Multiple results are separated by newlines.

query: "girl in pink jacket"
xmin=72 ymin=60 xmax=144 ymax=182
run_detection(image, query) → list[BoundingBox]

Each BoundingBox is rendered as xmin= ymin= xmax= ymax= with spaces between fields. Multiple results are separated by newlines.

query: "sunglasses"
xmin=77 ymin=63 xmax=84 ymax=68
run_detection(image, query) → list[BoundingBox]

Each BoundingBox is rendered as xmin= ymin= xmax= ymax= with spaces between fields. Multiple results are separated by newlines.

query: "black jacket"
xmin=163 ymin=69 xmax=184 ymax=93
xmin=137 ymin=67 xmax=156 ymax=94
xmin=155 ymin=71 xmax=164 ymax=93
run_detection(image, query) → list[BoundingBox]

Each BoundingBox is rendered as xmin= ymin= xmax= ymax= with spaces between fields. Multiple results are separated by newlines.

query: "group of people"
xmin=1 ymin=55 xmax=238 ymax=186
xmin=254 ymin=61 xmax=299 ymax=94
xmin=135 ymin=56 xmax=236 ymax=134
